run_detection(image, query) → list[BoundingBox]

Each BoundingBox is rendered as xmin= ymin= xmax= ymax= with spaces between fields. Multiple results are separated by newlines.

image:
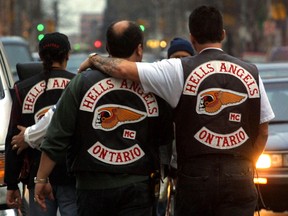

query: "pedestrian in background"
xmin=157 ymin=37 xmax=195 ymax=216
xmin=5 ymin=32 xmax=77 ymax=216
xmin=34 ymin=20 xmax=173 ymax=216
xmin=167 ymin=37 xmax=195 ymax=59
xmin=78 ymin=5 xmax=275 ymax=216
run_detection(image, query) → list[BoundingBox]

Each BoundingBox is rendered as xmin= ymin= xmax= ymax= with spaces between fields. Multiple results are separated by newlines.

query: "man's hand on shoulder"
xmin=78 ymin=57 xmax=91 ymax=73
xmin=78 ymin=53 xmax=139 ymax=82
xmin=78 ymin=53 xmax=98 ymax=73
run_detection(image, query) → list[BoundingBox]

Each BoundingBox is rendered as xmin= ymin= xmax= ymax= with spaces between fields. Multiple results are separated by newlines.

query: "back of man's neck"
xmin=52 ymin=62 xmax=66 ymax=70
xmin=196 ymin=43 xmax=222 ymax=53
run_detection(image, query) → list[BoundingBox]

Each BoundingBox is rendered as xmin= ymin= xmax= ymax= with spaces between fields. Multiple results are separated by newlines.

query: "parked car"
xmin=67 ymin=52 xmax=89 ymax=74
xmin=241 ymin=51 xmax=267 ymax=63
xmin=67 ymin=52 xmax=109 ymax=74
xmin=0 ymin=36 xmax=34 ymax=81
xmin=256 ymin=62 xmax=288 ymax=79
xmin=254 ymin=77 xmax=288 ymax=212
xmin=267 ymin=46 xmax=288 ymax=62
xmin=0 ymin=37 xmax=18 ymax=215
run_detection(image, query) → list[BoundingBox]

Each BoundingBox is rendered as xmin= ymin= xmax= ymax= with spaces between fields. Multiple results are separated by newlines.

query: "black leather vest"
xmin=70 ymin=71 xmax=173 ymax=176
xmin=174 ymin=49 xmax=260 ymax=164
xmin=15 ymin=70 xmax=74 ymax=186
xmin=16 ymin=70 xmax=74 ymax=126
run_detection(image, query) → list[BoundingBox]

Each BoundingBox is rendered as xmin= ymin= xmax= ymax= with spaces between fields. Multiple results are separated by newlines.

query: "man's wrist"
xmin=34 ymin=177 xmax=49 ymax=184
xmin=24 ymin=126 xmax=34 ymax=148
xmin=88 ymin=53 xmax=99 ymax=70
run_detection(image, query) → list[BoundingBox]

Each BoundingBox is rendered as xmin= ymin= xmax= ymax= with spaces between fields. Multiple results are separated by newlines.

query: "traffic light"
xmin=73 ymin=43 xmax=81 ymax=51
xmin=94 ymin=40 xmax=102 ymax=49
xmin=139 ymin=24 xmax=145 ymax=32
xmin=36 ymin=23 xmax=45 ymax=41
xmin=136 ymin=19 xmax=149 ymax=32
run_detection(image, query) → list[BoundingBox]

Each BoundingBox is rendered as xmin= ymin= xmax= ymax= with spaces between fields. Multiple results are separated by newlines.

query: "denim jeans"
xmin=175 ymin=155 xmax=257 ymax=216
xmin=29 ymin=184 xmax=77 ymax=216
xmin=76 ymin=180 xmax=153 ymax=216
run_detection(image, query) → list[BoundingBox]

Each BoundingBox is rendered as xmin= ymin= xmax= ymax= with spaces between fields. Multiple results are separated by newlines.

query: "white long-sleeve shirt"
xmin=24 ymin=105 xmax=56 ymax=149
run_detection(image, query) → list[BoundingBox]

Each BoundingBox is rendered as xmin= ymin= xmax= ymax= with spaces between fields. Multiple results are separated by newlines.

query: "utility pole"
xmin=53 ymin=0 xmax=59 ymax=31
xmin=151 ymin=0 xmax=161 ymax=39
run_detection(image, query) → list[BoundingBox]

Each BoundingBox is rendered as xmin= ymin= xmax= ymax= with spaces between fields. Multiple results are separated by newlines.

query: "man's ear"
xmin=190 ymin=34 xmax=196 ymax=47
xmin=221 ymin=29 xmax=226 ymax=41
xmin=136 ymin=44 xmax=143 ymax=56
xmin=106 ymin=44 xmax=110 ymax=54
xmin=66 ymin=53 xmax=70 ymax=61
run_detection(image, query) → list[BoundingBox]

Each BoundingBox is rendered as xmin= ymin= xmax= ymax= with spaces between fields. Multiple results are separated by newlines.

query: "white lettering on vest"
xmin=22 ymin=78 xmax=70 ymax=113
xmin=183 ymin=60 xmax=259 ymax=98
xmin=80 ymin=78 xmax=159 ymax=117
xmin=87 ymin=141 xmax=145 ymax=165
xmin=194 ymin=127 xmax=248 ymax=149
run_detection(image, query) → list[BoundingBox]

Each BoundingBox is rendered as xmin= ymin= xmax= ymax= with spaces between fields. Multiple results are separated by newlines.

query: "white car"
xmin=254 ymin=77 xmax=288 ymax=212
xmin=0 ymin=38 xmax=17 ymax=215
xmin=0 ymin=36 xmax=34 ymax=81
xmin=0 ymin=36 xmax=35 ymax=215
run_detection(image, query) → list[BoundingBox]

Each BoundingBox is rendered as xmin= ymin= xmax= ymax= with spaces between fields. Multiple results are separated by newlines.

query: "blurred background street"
xmin=1 ymin=0 xmax=288 ymax=61
xmin=1 ymin=1 xmax=288 ymax=215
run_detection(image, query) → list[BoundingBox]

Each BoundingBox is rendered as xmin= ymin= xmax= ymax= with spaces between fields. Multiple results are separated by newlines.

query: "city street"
xmin=1 ymin=0 xmax=288 ymax=215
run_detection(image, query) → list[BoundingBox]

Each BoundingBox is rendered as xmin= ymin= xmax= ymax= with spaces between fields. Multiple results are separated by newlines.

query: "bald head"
xmin=112 ymin=20 xmax=130 ymax=35
xmin=106 ymin=20 xmax=144 ymax=58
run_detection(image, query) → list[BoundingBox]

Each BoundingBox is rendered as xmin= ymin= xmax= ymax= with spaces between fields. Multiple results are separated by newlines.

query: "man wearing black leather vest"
xmin=34 ymin=21 xmax=173 ymax=216
xmin=78 ymin=6 xmax=275 ymax=216
xmin=5 ymin=32 xmax=77 ymax=216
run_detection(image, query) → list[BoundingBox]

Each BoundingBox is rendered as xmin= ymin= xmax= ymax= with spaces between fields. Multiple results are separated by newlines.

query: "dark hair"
xmin=39 ymin=32 xmax=70 ymax=72
xmin=106 ymin=21 xmax=144 ymax=58
xmin=38 ymin=32 xmax=70 ymax=91
xmin=188 ymin=5 xmax=223 ymax=44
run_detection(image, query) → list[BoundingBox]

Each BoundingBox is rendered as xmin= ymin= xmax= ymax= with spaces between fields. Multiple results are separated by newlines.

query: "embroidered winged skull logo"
xmin=34 ymin=106 xmax=51 ymax=122
xmin=93 ymin=105 xmax=147 ymax=131
xmin=197 ymin=89 xmax=247 ymax=115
